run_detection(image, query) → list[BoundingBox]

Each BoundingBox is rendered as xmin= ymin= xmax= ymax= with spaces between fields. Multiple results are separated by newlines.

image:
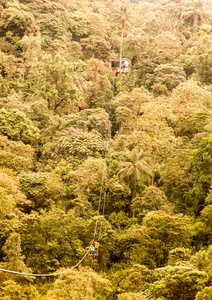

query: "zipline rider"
xmin=94 ymin=240 xmax=100 ymax=256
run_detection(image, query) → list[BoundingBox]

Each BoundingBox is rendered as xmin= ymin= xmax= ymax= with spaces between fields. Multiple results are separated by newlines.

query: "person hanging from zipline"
xmin=86 ymin=241 xmax=95 ymax=255
xmin=94 ymin=240 xmax=100 ymax=256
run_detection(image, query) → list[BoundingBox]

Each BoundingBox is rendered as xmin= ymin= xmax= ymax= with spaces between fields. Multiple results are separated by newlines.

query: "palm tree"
xmin=118 ymin=148 xmax=152 ymax=199
xmin=111 ymin=1 xmax=131 ymax=72
xmin=181 ymin=0 xmax=212 ymax=29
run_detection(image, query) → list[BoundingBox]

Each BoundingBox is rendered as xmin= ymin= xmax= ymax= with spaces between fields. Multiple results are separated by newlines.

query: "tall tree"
xmin=181 ymin=0 xmax=212 ymax=29
xmin=118 ymin=148 xmax=152 ymax=199
xmin=112 ymin=1 xmax=131 ymax=71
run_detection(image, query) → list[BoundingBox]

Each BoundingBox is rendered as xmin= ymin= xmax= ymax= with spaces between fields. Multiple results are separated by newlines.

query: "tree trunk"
xmin=119 ymin=26 xmax=124 ymax=74
xmin=131 ymin=187 xmax=137 ymax=200
xmin=131 ymin=187 xmax=137 ymax=218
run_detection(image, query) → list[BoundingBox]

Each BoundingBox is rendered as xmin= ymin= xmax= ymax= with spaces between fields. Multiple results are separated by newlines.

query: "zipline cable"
xmin=85 ymin=75 xmax=115 ymax=300
xmin=0 ymin=73 xmax=115 ymax=283
xmin=0 ymin=248 xmax=90 ymax=277
xmin=98 ymin=75 xmax=115 ymax=241
xmin=93 ymin=76 xmax=115 ymax=241
xmin=85 ymin=257 xmax=94 ymax=300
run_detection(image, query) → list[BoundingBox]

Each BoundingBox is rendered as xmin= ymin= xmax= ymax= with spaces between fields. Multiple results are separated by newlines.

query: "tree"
xmin=19 ymin=208 xmax=86 ymax=274
xmin=181 ymin=0 xmax=212 ymax=29
xmin=189 ymin=134 xmax=212 ymax=214
xmin=115 ymin=106 xmax=133 ymax=133
xmin=145 ymin=64 xmax=186 ymax=92
xmin=183 ymin=34 xmax=212 ymax=84
xmin=191 ymin=245 xmax=212 ymax=282
xmin=83 ymin=58 xmax=112 ymax=109
xmin=135 ymin=211 xmax=192 ymax=267
xmin=131 ymin=186 xmax=172 ymax=219
xmin=0 ymin=169 xmax=30 ymax=211
xmin=160 ymin=149 xmax=193 ymax=214
xmin=117 ymin=264 xmax=153 ymax=293
xmin=149 ymin=265 xmax=208 ymax=300
xmin=167 ymin=81 xmax=211 ymax=139
xmin=168 ymin=247 xmax=191 ymax=265
xmin=47 ymin=268 xmax=112 ymax=300
xmin=0 ymin=108 xmax=40 ymax=145
xmin=118 ymin=293 xmax=148 ymax=300
xmin=18 ymin=171 xmax=64 ymax=210
xmin=0 ymin=172 xmax=28 ymax=260
xmin=113 ymin=211 xmax=192 ymax=268
xmin=26 ymin=54 xmax=83 ymax=115
xmin=73 ymin=108 xmax=110 ymax=138
xmin=111 ymin=1 xmax=132 ymax=71
xmin=107 ymin=176 xmax=131 ymax=214
xmin=52 ymin=128 xmax=105 ymax=167
xmin=0 ymin=135 xmax=35 ymax=172
xmin=1 ymin=232 xmax=32 ymax=275
xmin=118 ymin=148 xmax=152 ymax=199
xmin=195 ymin=286 xmax=212 ymax=300
xmin=0 ymin=2 xmax=38 ymax=43
xmin=81 ymin=35 xmax=111 ymax=60
xmin=0 ymin=280 xmax=38 ymax=300
xmin=0 ymin=51 xmax=23 ymax=97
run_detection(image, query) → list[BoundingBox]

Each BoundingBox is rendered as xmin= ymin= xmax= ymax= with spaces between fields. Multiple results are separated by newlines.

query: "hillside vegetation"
xmin=0 ymin=0 xmax=212 ymax=299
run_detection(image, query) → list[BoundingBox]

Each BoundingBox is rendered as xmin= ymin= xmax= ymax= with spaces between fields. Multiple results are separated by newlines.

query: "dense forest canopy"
xmin=0 ymin=0 xmax=212 ymax=299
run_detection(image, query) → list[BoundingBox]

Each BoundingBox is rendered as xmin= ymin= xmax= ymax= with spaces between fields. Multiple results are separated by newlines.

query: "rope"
xmin=98 ymin=75 xmax=115 ymax=241
xmin=85 ymin=257 xmax=94 ymax=300
xmin=0 ymin=72 xmax=115 ymax=288
xmin=85 ymin=75 xmax=115 ymax=299
xmin=93 ymin=77 xmax=115 ymax=241
xmin=0 ymin=249 xmax=90 ymax=277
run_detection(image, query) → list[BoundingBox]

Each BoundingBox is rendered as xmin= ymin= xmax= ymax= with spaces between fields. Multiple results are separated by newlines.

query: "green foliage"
xmin=47 ymin=268 xmax=112 ymax=300
xmin=18 ymin=171 xmax=64 ymax=210
xmin=0 ymin=280 xmax=38 ymax=300
xmin=136 ymin=211 xmax=192 ymax=267
xmin=0 ymin=168 xmax=30 ymax=210
xmin=168 ymin=247 xmax=191 ymax=265
xmin=189 ymin=134 xmax=212 ymax=213
xmin=0 ymin=0 xmax=212 ymax=298
xmin=113 ymin=211 xmax=192 ymax=268
xmin=190 ymin=245 xmax=212 ymax=282
xmin=118 ymin=148 xmax=152 ymax=199
xmin=19 ymin=208 xmax=86 ymax=274
xmin=149 ymin=265 xmax=208 ymax=300
xmin=107 ymin=177 xmax=131 ymax=213
xmin=118 ymin=292 xmax=148 ymax=299
xmin=118 ymin=264 xmax=153 ymax=293
xmin=1 ymin=232 xmax=32 ymax=274
xmin=181 ymin=0 xmax=212 ymax=29
xmin=146 ymin=64 xmax=186 ymax=92
xmin=0 ymin=51 xmax=23 ymax=97
xmin=0 ymin=2 xmax=38 ymax=42
xmin=82 ymin=35 xmax=111 ymax=60
xmin=25 ymin=54 xmax=82 ymax=115
xmin=167 ymin=81 xmax=212 ymax=139
xmin=131 ymin=186 xmax=172 ymax=219
xmin=83 ymin=58 xmax=112 ymax=109
xmin=195 ymin=286 xmax=212 ymax=300
xmin=69 ymin=10 xmax=90 ymax=41
xmin=53 ymin=129 xmax=105 ymax=166
xmin=63 ymin=108 xmax=110 ymax=138
xmin=0 ymin=108 xmax=40 ymax=145
xmin=160 ymin=149 xmax=193 ymax=214
xmin=0 ymin=135 xmax=34 ymax=171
